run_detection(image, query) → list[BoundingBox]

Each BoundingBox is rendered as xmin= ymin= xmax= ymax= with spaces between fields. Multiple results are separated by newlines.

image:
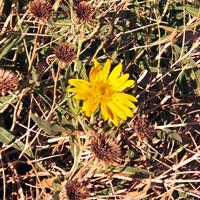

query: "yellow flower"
xmin=68 ymin=59 xmax=138 ymax=126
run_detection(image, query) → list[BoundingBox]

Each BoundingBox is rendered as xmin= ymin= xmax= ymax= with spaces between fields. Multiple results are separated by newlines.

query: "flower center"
xmin=92 ymin=81 xmax=115 ymax=102
xmin=99 ymin=86 xmax=106 ymax=95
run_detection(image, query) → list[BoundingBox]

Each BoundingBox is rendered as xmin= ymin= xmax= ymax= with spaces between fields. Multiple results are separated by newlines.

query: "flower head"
xmin=91 ymin=132 xmax=122 ymax=165
xmin=54 ymin=43 xmax=76 ymax=63
xmin=29 ymin=0 xmax=52 ymax=20
xmin=129 ymin=117 xmax=155 ymax=140
xmin=0 ymin=68 xmax=19 ymax=95
xmin=59 ymin=180 xmax=90 ymax=200
xmin=75 ymin=2 xmax=93 ymax=22
xmin=73 ymin=0 xmax=86 ymax=7
xmin=68 ymin=59 xmax=138 ymax=126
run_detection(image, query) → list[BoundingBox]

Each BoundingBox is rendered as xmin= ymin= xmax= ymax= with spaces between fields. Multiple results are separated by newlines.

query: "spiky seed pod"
xmin=0 ymin=68 xmax=19 ymax=95
xmin=59 ymin=180 xmax=90 ymax=200
xmin=29 ymin=0 xmax=53 ymax=20
xmin=75 ymin=2 xmax=93 ymax=22
xmin=73 ymin=0 xmax=86 ymax=7
xmin=130 ymin=117 xmax=155 ymax=140
xmin=91 ymin=132 xmax=122 ymax=165
xmin=54 ymin=43 xmax=76 ymax=63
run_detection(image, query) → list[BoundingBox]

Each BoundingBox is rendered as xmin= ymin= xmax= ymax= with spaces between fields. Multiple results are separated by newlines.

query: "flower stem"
xmin=47 ymin=61 xmax=61 ymax=119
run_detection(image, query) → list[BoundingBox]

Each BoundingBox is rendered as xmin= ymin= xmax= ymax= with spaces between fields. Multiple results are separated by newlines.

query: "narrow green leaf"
xmin=34 ymin=89 xmax=53 ymax=107
xmin=31 ymin=113 xmax=65 ymax=136
xmin=0 ymin=95 xmax=18 ymax=110
xmin=174 ymin=44 xmax=188 ymax=64
xmin=185 ymin=5 xmax=200 ymax=18
xmin=0 ymin=25 xmax=29 ymax=60
xmin=163 ymin=128 xmax=182 ymax=144
xmin=69 ymin=135 xmax=80 ymax=158
xmin=113 ymin=166 xmax=149 ymax=178
xmin=99 ymin=25 xmax=113 ymax=37
xmin=0 ymin=127 xmax=33 ymax=157
xmin=48 ymin=27 xmax=61 ymax=39
xmin=190 ymin=59 xmax=200 ymax=96
xmin=169 ymin=132 xmax=182 ymax=144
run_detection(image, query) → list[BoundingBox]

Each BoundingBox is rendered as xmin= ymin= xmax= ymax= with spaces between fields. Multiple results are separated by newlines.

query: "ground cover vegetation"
xmin=0 ymin=0 xmax=200 ymax=199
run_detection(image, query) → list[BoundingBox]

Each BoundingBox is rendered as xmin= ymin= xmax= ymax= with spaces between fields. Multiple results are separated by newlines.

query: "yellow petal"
xmin=90 ymin=65 xmax=101 ymax=84
xmin=106 ymin=105 xmax=118 ymax=126
xmin=116 ymin=94 xmax=137 ymax=109
xmin=107 ymin=105 xmax=114 ymax=119
xmin=112 ymin=99 xmax=133 ymax=118
xmin=93 ymin=59 xmax=106 ymax=82
xmin=82 ymin=99 xmax=99 ymax=116
xmin=67 ymin=84 xmax=91 ymax=93
xmin=89 ymin=67 xmax=96 ymax=84
xmin=117 ymin=93 xmax=138 ymax=102
xmin=116 ymin=80 xmax=135 ymax=91
xmin=98 ymin=70 xmax=104 ymax=82
xmin=108 ymin=63 xmax=122 ymax=83
xmin=74 ymin=92 xmax=93 ymax=100
xmin=110 ymin=111 xmax=118 ymax=126
xmin=102 ymin=59 xmax=111 ymax=81
xmin=94 ymin=59 xmax=100 ymax=68
xmin=96 ymin=67 xmax=103 ymax=83
xmin=68 ymin=79 xmax=90 ymax=87
xmin=112 ymin=74 xmax=129 ymax=90
xmin=68 ymin=88 xmax=83 ymax=93
xmin=89 ymin=67 xmax=95 ymax=80
xmin=86 ymin=101 xmax=99 ymax=117
xmin=100 ymin=102 xmax=109 ymax=121
xmin=107 ymin=101 xmax=127 ymax=120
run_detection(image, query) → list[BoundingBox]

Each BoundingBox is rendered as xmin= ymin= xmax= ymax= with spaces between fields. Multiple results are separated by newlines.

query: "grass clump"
xmin=0 ymin=0 xmax=200 ymax=199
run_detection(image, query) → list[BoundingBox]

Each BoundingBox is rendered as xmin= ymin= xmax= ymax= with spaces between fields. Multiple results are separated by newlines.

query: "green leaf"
xmin=0 ymin=95 xmax=18 ymax=111
xmin=173 ymin=44 xmax=188 ymax=64
xmin=185 ymin=5 xmax=200 ymax=18
xmin=163 ymin=128 xmax=182 ymax=144
xmin=0 ymin=127 xmax=33 ymax=157
xmin=0 ymin=25 xmax=29 ymax=60
xmin=34 ymin=89 xmax=53 ymax=107
xmin=30 ymin=65 xmax=39 ymax=83
xmin=30 ymin=113 xmax=65 ymax=136
xmin=52 ymin=191 xmax=60 ymax=200
xmin=113 ymin=166 xmax=149 ymax=179
xmin=48 ymin=27 xmax=61 ymax=39
xmin=69 ymin=135 xmax=80 ymax=158
xmin=169 ymin=132 xmax=182 ymax=144
xmin=190 ymin=59 xmax=200 ymax=96
xmin=99 ymin=24 xmax=113 ymax=37
xmin=177 ymin=71 xmax=188 ymax=116
xmin=97 ymin=187 xmax=113 ymax=196
xmin=52 ymin=182 xmax=62 ymax=191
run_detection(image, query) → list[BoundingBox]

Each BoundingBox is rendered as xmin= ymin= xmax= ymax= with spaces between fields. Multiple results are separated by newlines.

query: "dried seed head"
xmin=59 ymin=180 xmax=90 ymax=200
xmin=91 ymin=132 xmax=122 ymax=165
xmin=75 ymin=2 xmax=93 ymax=22
xmin=29 ymin=0 xmax=52 ymax=20
xmin=54 ymin=43 xmax=76 ymax=63
xmin=73 ymin=0 xmax=86 ymax=7
xmin=129 ymin=117 xmax=155 ymax=140
xmin=0 ymin=68 xmax=19 ymax=95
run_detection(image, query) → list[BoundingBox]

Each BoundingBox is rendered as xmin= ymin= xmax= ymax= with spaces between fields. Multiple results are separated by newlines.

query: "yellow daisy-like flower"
xmin=68 ymin=59 xmax=138 ymax=126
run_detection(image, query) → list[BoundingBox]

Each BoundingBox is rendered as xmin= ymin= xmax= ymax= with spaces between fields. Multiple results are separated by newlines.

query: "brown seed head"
xmin=0 ymin=68 xmax=19 ymax=95
xmin=91 ymin=132 xmax=122 ymax=165
xmin=59 ymin=180 xmax=90 ymax=200
xmin=75 ymin=2 xmax=93 ymax=22
xmin=29 ymin=0 xmax=52 ymax=20
xmin=73 ymin=0 xmax=86 ymax=7
xmin=54 ymin=43 xmax=76 ymax=63
xmin=130 ymin=117 xmax=155 ymax=139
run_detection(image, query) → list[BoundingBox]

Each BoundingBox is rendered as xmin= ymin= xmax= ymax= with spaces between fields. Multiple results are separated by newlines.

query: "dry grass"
xmin=0 ymin=0 xmax=200 ymax=199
